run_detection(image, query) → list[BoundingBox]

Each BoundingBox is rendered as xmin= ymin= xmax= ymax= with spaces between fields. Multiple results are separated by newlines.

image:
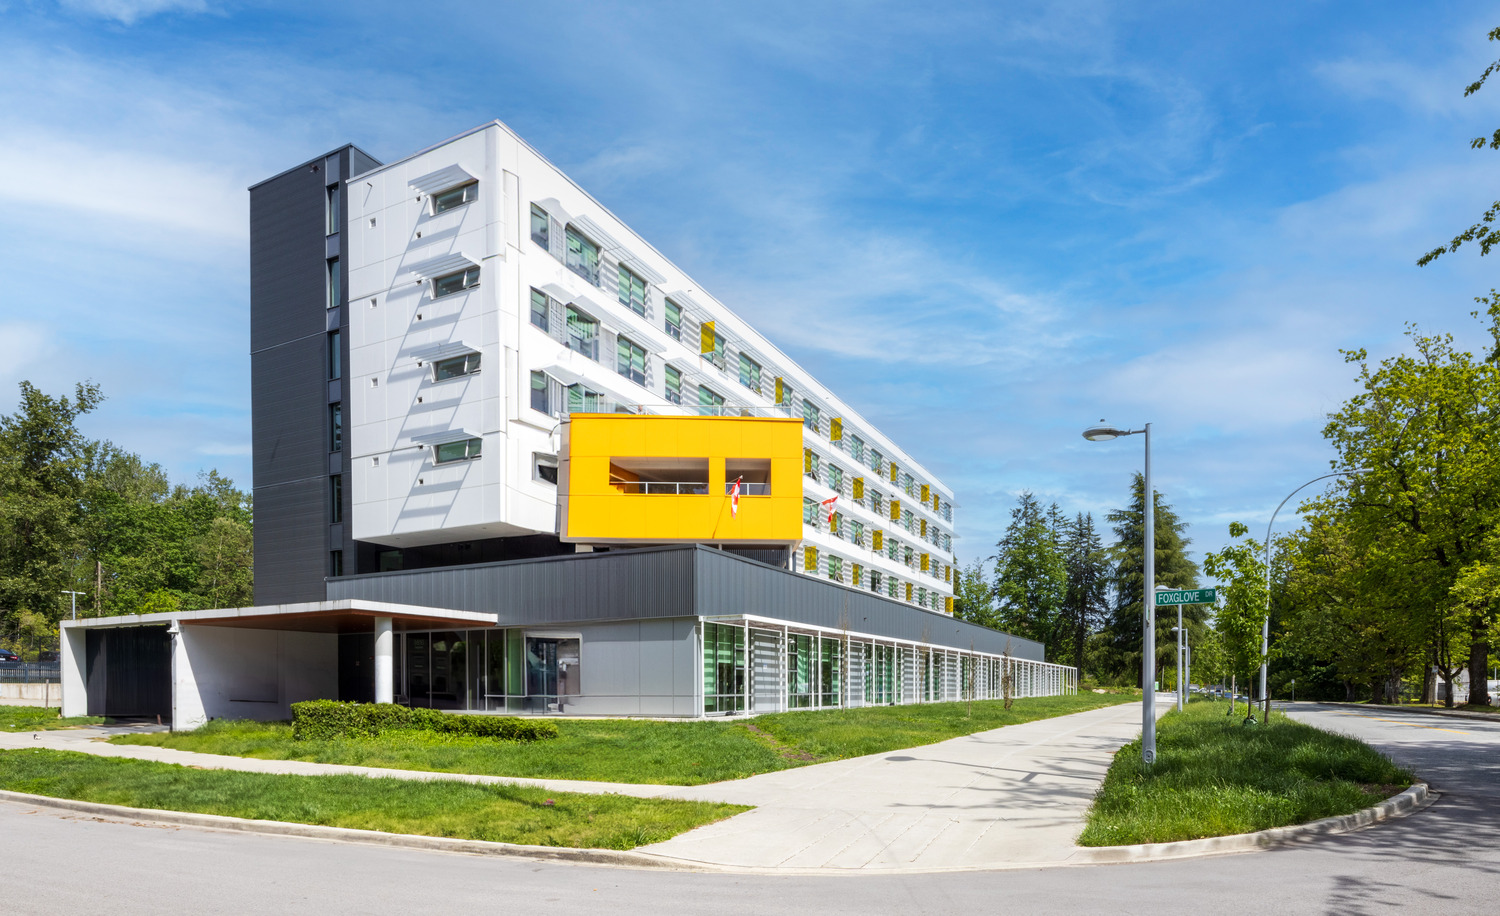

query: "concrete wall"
xmin=173 ymin=626 xmax=338 ymax=730
xmin=0 ymin=683 xmax=60 ymax=707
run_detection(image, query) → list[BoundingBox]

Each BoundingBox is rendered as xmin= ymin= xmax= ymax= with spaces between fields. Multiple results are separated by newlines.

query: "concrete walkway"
xmin=0 ymin=699 xmax=1162 ymax=872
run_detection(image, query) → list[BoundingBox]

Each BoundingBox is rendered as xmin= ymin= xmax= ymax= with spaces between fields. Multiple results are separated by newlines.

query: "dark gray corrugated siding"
xmin=328 ymin=546 xmax=1046 ymax=661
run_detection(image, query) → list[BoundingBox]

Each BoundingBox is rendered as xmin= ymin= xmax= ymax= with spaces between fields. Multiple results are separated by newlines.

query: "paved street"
xmin=4 ymin=701 xmax=1499 ymax=913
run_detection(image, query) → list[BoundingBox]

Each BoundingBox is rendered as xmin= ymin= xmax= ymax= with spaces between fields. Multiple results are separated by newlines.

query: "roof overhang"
xmin=60 ymin=600 xmax=498 ymax=635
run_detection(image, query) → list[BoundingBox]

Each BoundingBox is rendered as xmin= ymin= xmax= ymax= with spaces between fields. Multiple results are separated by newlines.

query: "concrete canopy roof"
xmin=59 ymin=600 xmax=497 ymax=635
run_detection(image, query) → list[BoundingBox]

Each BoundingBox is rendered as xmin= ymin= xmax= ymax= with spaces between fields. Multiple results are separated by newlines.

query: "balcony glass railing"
xmin=610 ymin=479 xmax=710 ymax=495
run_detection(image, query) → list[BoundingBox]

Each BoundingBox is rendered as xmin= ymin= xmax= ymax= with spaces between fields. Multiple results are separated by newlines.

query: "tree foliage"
xmin=1419 ymin=27 xmax=1500 ymax=267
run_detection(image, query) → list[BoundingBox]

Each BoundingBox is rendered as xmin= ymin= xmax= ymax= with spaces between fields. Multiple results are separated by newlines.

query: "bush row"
xmin=290 ymin=700 xmax=559 ymax=742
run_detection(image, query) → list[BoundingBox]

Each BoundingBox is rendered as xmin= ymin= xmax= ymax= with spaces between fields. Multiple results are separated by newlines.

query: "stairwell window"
xmin=329 ymin=403 xmax=342 ymax=452
xmin=530 ymin=288 xmax=550 ymax=332
xmin=327 ymin=258 xmax=341 ymax=309
xmin=566 ymin=305 xmax=599 ymax=360
xmin=433 ymin=352 xmax=481 ymax=381
xmin=565 ymin=226 xmax=600 ymax=284
xmin=664 ymin=299 xmax=682 ymax=340
xmin=618 ymin=265 xmax=647 ymax=316
xmin=330 ymin=474 xmax=343 ymax=523
xmin=326 ymin=186 xmax=340 ymax=235
xmin=738 ymin=353 xmax=762 ymax=394
xmin=665 ymin=364 xmax=682 ymax=404
xmin=617 ymin=336 xmax=647 ymax=386
xmin=433 ymin=265 xmax=480 ymax=298
xmin=432 ymin=181 xmax=477 ymax=214
xmin=434 ymin=437 xmax=483 ymax=464
xmin=327 ymin=330 xmax=342 ymax=380
xmin=530 ymin=204 xmax=550 ymax=248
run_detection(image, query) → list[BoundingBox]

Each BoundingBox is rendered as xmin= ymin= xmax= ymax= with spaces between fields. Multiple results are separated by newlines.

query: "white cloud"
xmin=56 ymin=0 xmax=209 ymax=25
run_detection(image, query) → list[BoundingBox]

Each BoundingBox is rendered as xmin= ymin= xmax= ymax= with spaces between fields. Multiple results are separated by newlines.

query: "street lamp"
xmin=1261 ymin=469 xmax=1367 ymax=723
xmin=61 ymin=590 xmax=83 ymax=621
xmin=1083 ymin=421 xmax=1157 ymax=765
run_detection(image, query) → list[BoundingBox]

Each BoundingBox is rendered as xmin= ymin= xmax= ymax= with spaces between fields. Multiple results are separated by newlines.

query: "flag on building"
xmin=820 ymin=494 xmax=838 ymax=524
xmin=730 ymin=476 xmax=742 ymax=518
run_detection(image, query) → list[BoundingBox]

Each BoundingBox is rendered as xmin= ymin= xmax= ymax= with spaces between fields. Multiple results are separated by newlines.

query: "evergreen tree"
xmin=1100 ymin=473 xmax=1203 ymax=687
xmin=952 ymin=559 xmax=997 ymax=628
xmin=1059 ymin=512 xmax=1109 ymax=679
xmin=992 ymin=492 xmax=1067 ymax=655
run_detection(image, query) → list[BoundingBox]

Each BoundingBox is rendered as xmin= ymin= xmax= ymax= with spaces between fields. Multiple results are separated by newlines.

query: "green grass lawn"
xmin=1 ymin=705 xmax=103 ymax=731
xmin=1079 ymin=700 xmax=1413 ymax=846
xmin=113 ymin=692 xmax=1134 ymax=786
xmin=0 ymin=748 xmax=746 ymax=850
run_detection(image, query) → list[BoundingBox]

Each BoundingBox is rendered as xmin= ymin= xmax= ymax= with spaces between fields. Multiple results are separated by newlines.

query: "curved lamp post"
xmin=1260 ymin=469 xmax=1367 ymax=722
xmin=1084 ymin=422 xmax=1156 ymax=765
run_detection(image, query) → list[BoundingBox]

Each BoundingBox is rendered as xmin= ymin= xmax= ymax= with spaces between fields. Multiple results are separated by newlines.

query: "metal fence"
xmin=0 ymin=663 xmax=60 ymax=684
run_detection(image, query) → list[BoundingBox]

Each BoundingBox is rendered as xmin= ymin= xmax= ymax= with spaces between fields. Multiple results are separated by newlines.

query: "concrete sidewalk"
xmin=1 ymin=700 xmax=1160 ymax=872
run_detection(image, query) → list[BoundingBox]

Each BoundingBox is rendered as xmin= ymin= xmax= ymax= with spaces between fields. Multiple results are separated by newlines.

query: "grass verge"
xmin=0 ymin=749 xmax=746 ymax=850
xmin=114 ymin=692 xmax=1135 ymax=786
xmin=1 ymin=705 xmax=103 ymax=731
xmin=1079 ymin=700 xmax=1413 ymax=846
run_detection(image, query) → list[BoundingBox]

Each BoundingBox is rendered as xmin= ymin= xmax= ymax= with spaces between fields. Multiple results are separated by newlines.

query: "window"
xmin=870 ymin=570 xmax=882 ymax=594
xmin=434 ymin=437 xmax=482 ymax=464
xmin=530 ymin=371 xmax=550 ymax=415
xmin=433 ymin=352 xmax=481 ymax=381
xmin=327 ymin=258 xmax=340 ymax=309
xmin=827 ymin=464 xmax=843 ymax=494
xmin=330 ymin=474 xmax=343 ymax=523
xmin=567 ymin=384 xmax=605 ymax=414
xmin=870 ymin=448 xmax=883 ymax=474
xmin=665 ymin=299 xmax=682 ymax=340
xmin=529 ymin=289 xmax=550 ymax=332
xmin=828 ymin=555 xmax=843 ymax=582
xmin=802 ymin=399 xmax=819 ymax=433
xmin=851 ymin=520 xmax=864 ymax=547
xmin=738 ymin=353 xmax=762 ymax=394
xmin=432 ymin=181 xmax=477 ymax=214
xmin=870 ymin=490 xmax=882 ymax=515
xmin=617 ymin=336 xmax=647 ymax=385
xmin=726 ymin=458 xmax=771 ymax=495
xmin=566 ymin=305 xmax=599 ymax=360
xmin=610 ymin=457 xmax=708 ymax=494
xmin=433 ymin=265 xmax=480 ymax=298
xmin=888 ymin=577 xmax=898 ymax=599
xmin=804 ymin=497 xmax=818 ymax=525
xmin=534 ymin=453 xmax=559 ymax=485
xmin=703 ymin=329 xmax=726 ymax=370
xmin=665 ymin=364 xmax=682 ymax=404
xmin=850 ymin=435 xmax=865 ymax=464
xmin=804 ymin=448 xmax=820 ymax=479
xmin=327 ymin=331 xmax=342 ymax=380
xmin=326 ymin=186 xmax=340 ymax=235
xmin=565 ymin=226 xmax=600 ymax=284
xmin=329 ymin=550 xmax=343 ymax=577
xmin=903 ymin=472 xmax=915 ymax=496
xmin=697 ymin=384 xmax=724 ymax=416
xmin=776 ymin=378 xmax=793 ymax=407
xmin=530 ymin=204 xmax=550 ymax=248
xmin=618 ymin=265 xmax=647 ymax=316
xmin=329 ymin=403 xmax=342 ymax=452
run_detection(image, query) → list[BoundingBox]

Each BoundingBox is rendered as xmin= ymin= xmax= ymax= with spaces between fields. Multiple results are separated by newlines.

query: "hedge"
xmin=290 ymin=700 xmax=559 ymax=742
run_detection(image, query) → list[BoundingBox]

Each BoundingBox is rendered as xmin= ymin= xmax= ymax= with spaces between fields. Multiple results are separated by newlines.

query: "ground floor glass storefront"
xmin=391 ymin=628 xmax=580 ymax=714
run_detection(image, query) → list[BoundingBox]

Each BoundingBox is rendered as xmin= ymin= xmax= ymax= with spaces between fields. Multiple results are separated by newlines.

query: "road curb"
xmin=0 ymin=789 xmax=699 ymax=871
xmin=0 ymin=782 xmax=1433 ymax=874
xmin=1064 ymin=783 xmax=1433 ymax=865
xmin=1309 ymin=701 xmax=1500 ymax=724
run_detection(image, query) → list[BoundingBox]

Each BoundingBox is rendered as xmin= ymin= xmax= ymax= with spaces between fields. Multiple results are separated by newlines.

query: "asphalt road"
xmin=4 ymin=702 xmax=1497 ymax=915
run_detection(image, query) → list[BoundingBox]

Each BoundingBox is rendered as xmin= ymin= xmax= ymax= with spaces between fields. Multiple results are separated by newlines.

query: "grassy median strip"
xmin=1079 ymin=700 xmax=1413 ymax=846
xmin=113 ymin=693 xmax=1135 ymax=786
xmin=1 ymin=705 xmax=103 ymax=731
xmin=0 ymin=749 xmax=747 ymax=850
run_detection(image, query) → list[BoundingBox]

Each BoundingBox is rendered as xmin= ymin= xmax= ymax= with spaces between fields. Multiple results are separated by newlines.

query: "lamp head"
xmin=1083 ymin=420 xmax=1129 ymax=441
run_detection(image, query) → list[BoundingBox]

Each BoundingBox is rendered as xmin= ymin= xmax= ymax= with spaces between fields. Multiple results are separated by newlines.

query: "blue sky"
xmin=2 ymin=1 xmax=1499 ymax=573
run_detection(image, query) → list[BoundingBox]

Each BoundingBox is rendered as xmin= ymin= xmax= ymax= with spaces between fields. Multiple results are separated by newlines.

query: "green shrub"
xmin=290 ymin=700 xmax=558 ymax=743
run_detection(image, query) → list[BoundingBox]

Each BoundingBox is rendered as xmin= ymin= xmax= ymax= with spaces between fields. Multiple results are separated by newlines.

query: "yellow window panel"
xmin=805 ymin=546 xmax=818 ymax=570
xmin=920 ymin=518 xmax=927 ymax=537
xmin=933 ymin=493 xmax=941 ymax=511
xmin=852 ymin=477 xmax=864 ymax=500
xmin=804 ymin=448 xmax=812 ymax=472
xmin=920 ymin=483 xmax=929 ymax=502
xmin=873 ymin=529 xmax=883 ymax=551
xmin=890 ymin=498 xmax=900 ymax=521
xmin=699 ymin=320 xmax=716 ymax=355
xmin=889 ymin=461 xmax=899 ymax=483
xmin=945 ymin=565 xmax=951 ymax=582
xmin=774 ymin=376 xmax=784 ymax=404
xmin=830 ymin=417 xmax=842 ymax=441
xmin=921 ymin=553 xmax=929 ymax=571
xmin=945 ymin=596 xmax=954 ymax=613
xmin=853 ymin=563 xmax=862 ymax=582
xmin=905 ymin=582 xmax=913 ymax=602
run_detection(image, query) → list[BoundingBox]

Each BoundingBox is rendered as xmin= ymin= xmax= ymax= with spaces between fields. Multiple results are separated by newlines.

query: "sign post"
xmin=1154 ymin=589 xmax=1216 ymax=711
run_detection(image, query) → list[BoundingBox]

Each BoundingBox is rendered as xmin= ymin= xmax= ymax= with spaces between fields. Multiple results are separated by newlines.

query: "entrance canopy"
xmin=63 ymin=599 xmax=498 ymax=634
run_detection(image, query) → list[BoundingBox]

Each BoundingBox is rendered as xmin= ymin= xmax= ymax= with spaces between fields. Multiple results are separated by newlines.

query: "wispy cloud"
xmin=56 ymin=0 xmax=209 ymax=25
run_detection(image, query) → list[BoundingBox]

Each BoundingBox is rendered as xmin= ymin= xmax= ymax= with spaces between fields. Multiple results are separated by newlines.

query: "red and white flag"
xmin=730 ymin=476 xmax=742 ymax=518
xmin=820 ymin=495 xmax=839 ymax=524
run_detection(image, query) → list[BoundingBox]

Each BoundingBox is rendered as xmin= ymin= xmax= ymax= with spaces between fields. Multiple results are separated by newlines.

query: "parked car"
xmin=0 ymin=648 xmax=20 ymax=662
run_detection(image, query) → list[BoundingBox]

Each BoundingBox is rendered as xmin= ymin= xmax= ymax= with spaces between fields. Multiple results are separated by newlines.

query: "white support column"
xmin=171 ymin=623 xmax=207 ymax=731
xmin=743 ymin=620 xmax=750 ymax=715
xmin=374 ymin=616 xmax=394 ymax=705
xmin=59 ymin=624 xmax=87 ymax=718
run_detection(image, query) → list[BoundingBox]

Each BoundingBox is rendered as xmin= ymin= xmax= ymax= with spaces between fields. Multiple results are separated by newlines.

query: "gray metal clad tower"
xmin=249 ymin=145 xmax=381 ymax=605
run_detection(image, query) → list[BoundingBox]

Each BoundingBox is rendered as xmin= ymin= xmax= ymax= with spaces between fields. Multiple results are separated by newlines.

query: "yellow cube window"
xmin=920 ymin=483 xmax=929 ymax=502
xmin=889 ymin=461 xmax=899 ymax=483
xmin=805 ymin=545 xmax=818 ymax=570
xmin=873 ymin=529 xmax=884 ymax=551
xmin=830 ymin=417 xmax=842 ymax=441
xmin=853 ymin=477 xmax=864 ymax=500
xmin=890 ymin=498 xmax=900 ymax=522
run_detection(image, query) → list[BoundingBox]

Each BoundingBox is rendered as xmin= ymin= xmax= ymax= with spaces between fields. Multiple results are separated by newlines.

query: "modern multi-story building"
xmin=60 ymin=121 xmax=1075 ymax=725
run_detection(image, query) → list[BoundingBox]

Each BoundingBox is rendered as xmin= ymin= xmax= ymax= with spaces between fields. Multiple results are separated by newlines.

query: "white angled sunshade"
xmin=408 ymin=164 xmax=477 ymax=196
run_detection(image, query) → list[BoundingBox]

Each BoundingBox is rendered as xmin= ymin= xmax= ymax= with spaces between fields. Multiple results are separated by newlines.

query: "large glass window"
xmin=433 ymin=265 xmax=480 ymax=298
xmin=697 ymin=384 xmax=724 ymax=416
xmin=616 ymin=336 xmax=646 ymax=385
xmin=850 ymin=435 xmax=865 ymax=464
xmin=788 ymin=634 xmax=813 ymax=708
xmin=664 ymin=298 xmax=682 ymax=340
xmin=434 ymin=437 xmax=482 ymax=463
xmin=567 ymin=384 xmax=605 ymax=414
xmin=432 ymin=181 xmax=477 ymax=214
xmin=530 ymin=371 xmax=550 ymax=415
xmin=618 ymin=265 xmax=647 ymax=316
xmin=702 ymin=622 xmax=745 ymax=714
xmin=525 ymin=636 xmax=580 ymax=713
xmin=530 ymin=204 xmax=550 ymax=248
xmin=566 ymin=305 xmax=599 ymax=360
xmin=433 ymin=352 xmax=480 ymax=381
xmin=529 ymin=289 xmax=550 ymax=332
xmin=664 ymin=364 xmax=682 ymax=404
xmin=565 ymin=226 xmax=600 ymax=284
xmin=827 ymin=464 xmax=843 ymax=493
xmin=738 ymin=353 xmax=762 ymax=394
xmin=802 ymin=399 xmax=819 ymax=432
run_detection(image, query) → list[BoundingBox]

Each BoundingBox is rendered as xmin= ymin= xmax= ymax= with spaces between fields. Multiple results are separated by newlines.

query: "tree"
xmin=952 ymin=559 xmax=997 ymax=628
xmin=1100 ymin=473 xmax=1203 ymax=688
xmin=1203 ymin=522 xmax=1270 ymax=719
xmin=1419 ymin=27 xmax=1500 ymax=268
xmin=1059 ymin=512 xmax=1109 ymax=680
xmin=992 ymin=492 xmax=1067 ymax=655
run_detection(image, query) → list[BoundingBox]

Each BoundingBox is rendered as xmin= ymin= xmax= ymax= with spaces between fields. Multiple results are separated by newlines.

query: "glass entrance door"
xmin=525 ymin=637 xmax=580 ymax=713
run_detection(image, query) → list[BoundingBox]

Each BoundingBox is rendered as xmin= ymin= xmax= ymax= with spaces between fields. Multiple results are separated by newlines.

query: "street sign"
xmin=1154 ymin=588 xmax=1217 ymax=606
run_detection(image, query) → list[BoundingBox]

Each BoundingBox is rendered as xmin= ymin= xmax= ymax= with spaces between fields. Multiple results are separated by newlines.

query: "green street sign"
xmin=1155 ymin=588 xmax=1217 ymax=606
